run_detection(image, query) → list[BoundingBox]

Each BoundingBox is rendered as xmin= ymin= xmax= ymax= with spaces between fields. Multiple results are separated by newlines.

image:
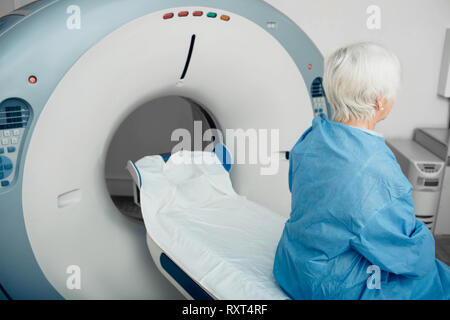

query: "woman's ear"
xmin=375 ymin=97 xmax=385 ymax=111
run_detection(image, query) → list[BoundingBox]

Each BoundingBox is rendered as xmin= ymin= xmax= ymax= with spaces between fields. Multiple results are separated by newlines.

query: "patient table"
xmin=127 ymin=150 xmax=290 ymax=300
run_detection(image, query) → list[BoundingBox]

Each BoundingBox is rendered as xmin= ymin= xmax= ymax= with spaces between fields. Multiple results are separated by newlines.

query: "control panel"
xmin=310 ymin=77 xmax=329 ymax=118
xmin=0 ymin=98 xmax=31 ymax=189
xmin=417 ymin=163 xmax=442 ymax=174
xmin=415 ymin=162 xmax=444 ymax=189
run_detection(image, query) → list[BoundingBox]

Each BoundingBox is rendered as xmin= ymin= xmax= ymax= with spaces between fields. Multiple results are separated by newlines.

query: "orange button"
xmin=193 ymin=11 xmax=203 ymax=16
xmin=221 ymin=15 xmax=230 ymax=21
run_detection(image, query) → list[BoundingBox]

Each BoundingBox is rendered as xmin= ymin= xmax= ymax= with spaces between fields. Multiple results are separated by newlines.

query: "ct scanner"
xmin=0 ymin=0 xmax=331 ymax=299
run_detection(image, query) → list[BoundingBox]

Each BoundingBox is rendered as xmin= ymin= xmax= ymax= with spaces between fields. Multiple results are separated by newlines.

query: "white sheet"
xmin=136 ymin=151 xmax=289 ymax=300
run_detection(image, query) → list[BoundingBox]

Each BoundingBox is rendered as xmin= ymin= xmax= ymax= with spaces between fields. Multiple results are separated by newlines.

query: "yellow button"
xmin=221 ymin=15 xmax=230 ymax=21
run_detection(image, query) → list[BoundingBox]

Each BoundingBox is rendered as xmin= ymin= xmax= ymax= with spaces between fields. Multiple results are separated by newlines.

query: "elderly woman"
xmin=273 ymin=42 xmax=450 ymax=300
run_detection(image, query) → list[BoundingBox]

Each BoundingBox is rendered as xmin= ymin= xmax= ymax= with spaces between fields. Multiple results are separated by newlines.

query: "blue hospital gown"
xmin=273 ymin=117 xmax=450 ymax=300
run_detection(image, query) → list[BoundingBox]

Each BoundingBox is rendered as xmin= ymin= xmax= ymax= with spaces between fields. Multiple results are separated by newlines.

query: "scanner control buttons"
xmin=0 ymin=98 xmax=31 ymax=189
xmin=0 ymin=156 xmax=13 ymax=185
xmin=1 ymin=130 xmax=21 ymax=146
xmin=163 ymin=10 xmax=230 ymax=21
xmin=0 ymin=128 xmax=22 ymax=188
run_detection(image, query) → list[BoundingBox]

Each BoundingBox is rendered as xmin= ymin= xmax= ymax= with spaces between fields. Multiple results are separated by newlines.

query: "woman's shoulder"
xmin=333 ymin=148 xmax=413 ymax=233
xmin=289 ymin=118 xmax=413 ymax=232
xmin=290 ymin=117 xmax=411 ymax=189
xmin=366 ymin=145 xmax=412 ymax=192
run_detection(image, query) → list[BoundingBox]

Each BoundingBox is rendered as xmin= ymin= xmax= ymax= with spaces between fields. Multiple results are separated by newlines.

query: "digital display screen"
xmin=424 ymin=180 xmax=439 ymax=187
xmin=0 ymin=105 xmax=27 ymax=130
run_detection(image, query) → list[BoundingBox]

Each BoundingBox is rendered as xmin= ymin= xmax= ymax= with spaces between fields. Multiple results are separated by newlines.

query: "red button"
xmin=193 ymin=11 xmax=203 ymax=16
xmin=28 ymin=76 xmax=37 ymax=84
xmin=178 ymin=11 xmax=189 ymax=17
xmin=163 ymin=13 xmax=174 ymax=19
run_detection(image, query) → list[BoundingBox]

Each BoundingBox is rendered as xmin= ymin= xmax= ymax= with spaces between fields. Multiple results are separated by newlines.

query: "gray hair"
xmin=323 ymin=42 xmax=401 ymax=123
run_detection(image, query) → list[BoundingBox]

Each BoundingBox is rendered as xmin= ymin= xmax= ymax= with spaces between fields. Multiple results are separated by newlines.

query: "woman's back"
xmin=273 ymin=117 xmax=449 ymax=299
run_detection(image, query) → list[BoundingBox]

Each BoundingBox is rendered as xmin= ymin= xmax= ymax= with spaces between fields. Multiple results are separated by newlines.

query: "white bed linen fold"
xmin=136 ymin=151 xmax=289 ymax=300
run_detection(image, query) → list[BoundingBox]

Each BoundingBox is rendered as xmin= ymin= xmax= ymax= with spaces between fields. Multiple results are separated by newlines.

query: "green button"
xmin=207 ymin=12 xmax=217 ymax=18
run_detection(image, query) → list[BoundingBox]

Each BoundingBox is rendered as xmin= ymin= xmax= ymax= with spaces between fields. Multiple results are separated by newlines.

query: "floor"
xmin=111 ymin=195 xmax=450 ymax=266
xmin=111 ymin=196 xmax=143 ymax=221
xmin=436 ymin=235 xmax=450 ymax=266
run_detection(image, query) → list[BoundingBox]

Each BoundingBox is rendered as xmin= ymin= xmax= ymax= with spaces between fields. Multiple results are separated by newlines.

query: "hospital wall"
xmin=2 ymin=0 xmax=450 ymax=190
xmin=264 ymin=0 xmax=450 ymax=138
xmin=0 ymin=0 xmax=15 ymax=15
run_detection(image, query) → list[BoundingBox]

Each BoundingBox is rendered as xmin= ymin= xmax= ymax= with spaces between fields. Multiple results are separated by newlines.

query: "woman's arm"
xmin=350 ymin=193 xmax=435 ymax=277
